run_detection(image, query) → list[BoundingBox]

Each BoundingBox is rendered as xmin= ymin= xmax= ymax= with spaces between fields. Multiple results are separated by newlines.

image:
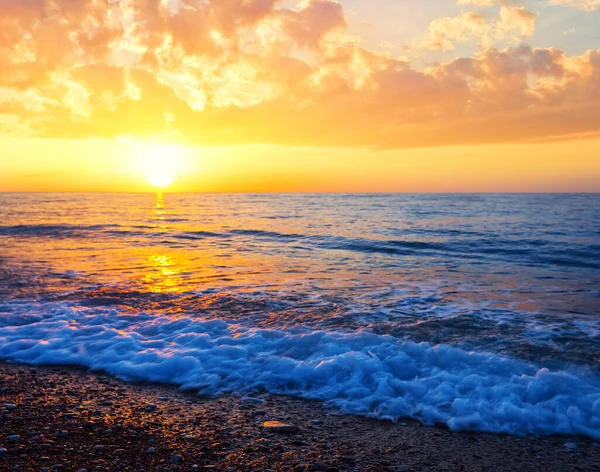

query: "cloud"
xmin=546 ymin=0 xmax=600 ymax=10
xmin=420 ymin=5 xmax=538 ymax=51
xmin=465 ymin=0 xmax=600 ymax=10
xmin=0 ymin=0 xmax=598 ymax=149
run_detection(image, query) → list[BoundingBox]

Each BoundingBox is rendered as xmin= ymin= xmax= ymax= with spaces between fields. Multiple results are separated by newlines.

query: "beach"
xmin=1 ymin=362 xmax=599 ymax=472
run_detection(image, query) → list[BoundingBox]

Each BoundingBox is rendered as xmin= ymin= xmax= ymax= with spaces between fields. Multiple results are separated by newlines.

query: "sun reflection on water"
xmin=153 ymin=192 xmax=167 ymax=227
xmin=142 ymin=253 xmax=183 ymax=293
xmin=140 ymin=193 xmax=184 ymax=293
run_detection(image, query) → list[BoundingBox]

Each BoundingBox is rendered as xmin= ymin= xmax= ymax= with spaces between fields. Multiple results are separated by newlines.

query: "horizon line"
xmin=1 ymin=191 xmax=599 ymax=195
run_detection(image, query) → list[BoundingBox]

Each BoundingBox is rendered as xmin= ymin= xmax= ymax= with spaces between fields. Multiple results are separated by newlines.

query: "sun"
xmin=138 ymin=144 xmax=185 ymax=189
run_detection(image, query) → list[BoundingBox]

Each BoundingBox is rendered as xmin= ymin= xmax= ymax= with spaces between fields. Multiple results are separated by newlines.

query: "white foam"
xmin=0 ymin=302 xmax=599 ymax=439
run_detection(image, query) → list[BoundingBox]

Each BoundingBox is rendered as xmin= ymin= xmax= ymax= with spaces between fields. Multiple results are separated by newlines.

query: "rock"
xmin=93 ymin=445 xmax=105 ymax=453
xmin=144 ymin=404 xmax=157 ymax=412
xmin=114 ymin=449 xmax=125 ymax=455
xmin=169 ymin=454 xmax=183 ymax=463
xmin=7 ymin=435 xmax=20 ymax=441
xmin=157 ymin=397 xmax=168 ymax=401
xmin=0 ymin=448 xmax=7 ymax=455
xmin=56 ymin=431 xmax=69 ymax=438
xmin=262 ymin=421 xmax=300 ymax=434
xmin=146 ymin=447 xmax=156 ymax=454
xmin=564 ymin=442 xmax=577 ymax=451
xmin=311 ymin=419 xmax=323 ymax=425
xmin=184 ymin=435 xmax=195 ymax=440
xmin=5 ymin=404 xmax=17 ymax=410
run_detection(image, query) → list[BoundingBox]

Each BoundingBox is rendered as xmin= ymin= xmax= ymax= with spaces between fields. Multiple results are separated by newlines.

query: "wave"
xmin=0 ymin=302 xmax=599 ymax=439
xmin=0 ymin=224 xmax=120 ymax=237
xmin=1 ymin=223 xmax=599 ymax=269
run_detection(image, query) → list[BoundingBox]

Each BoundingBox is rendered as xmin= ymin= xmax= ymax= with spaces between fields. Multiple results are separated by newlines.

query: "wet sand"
xmin=0 ymin=362 xmax=598 ymax=472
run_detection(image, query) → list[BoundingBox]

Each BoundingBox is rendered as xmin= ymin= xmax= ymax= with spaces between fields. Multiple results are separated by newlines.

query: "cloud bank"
xmin=0 ymin=0 xmax=598 ymax=148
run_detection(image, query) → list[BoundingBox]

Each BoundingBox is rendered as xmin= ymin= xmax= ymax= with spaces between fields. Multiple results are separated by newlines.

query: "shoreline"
xmin=1 ymin=362 xmax=599 ymax=472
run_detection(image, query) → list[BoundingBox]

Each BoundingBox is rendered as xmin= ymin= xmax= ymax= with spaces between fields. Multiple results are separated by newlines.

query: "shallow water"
xmin=0 ymin=193 xmax=599 ymax=437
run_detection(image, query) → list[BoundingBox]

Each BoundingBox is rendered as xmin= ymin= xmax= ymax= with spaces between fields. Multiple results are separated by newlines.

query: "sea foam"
xmin=0 ymin=302 xmax=599 ymax=439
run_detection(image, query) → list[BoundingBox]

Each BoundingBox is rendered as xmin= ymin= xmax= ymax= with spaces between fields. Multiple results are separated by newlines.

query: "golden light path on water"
xmin=140 ymin=194 xmax=180 ymax=293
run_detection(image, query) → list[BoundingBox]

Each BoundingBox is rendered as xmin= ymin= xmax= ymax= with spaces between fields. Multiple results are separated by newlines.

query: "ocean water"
xmin=0 ymin=193 xmax=599 ymax=438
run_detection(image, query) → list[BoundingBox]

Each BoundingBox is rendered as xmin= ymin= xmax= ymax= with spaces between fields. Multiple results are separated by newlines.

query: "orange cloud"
xmin=419 ymin=6 xmax=537 ymax=51
xmin=0 ymin=0 xmax=599 ymax=149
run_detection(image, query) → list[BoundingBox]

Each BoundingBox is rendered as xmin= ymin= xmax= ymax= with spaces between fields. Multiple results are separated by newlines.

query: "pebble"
xmin=311 ymin=420 xmax=323 ymax=425
xmin=146 ymin=447 xmax=156 ymax=454
xmin=93 ymin=445 xmax=105 ymax=452
xmin=564 ymin=442 xmax=577 ymax=451
xmin=5 ymin=404 xmax=17 ymax=410
xmin=169 ymin=454 xmax=183 ymax=463
xmin=144 ymin=403 xmax=157 ymax=412
xmin=157 ymin=397 xmax=168 ymax=401
xmin=0 ymin=447 xmax=7 ymax=454
xmin=56 ymin=431 xmax=69 ymax=438
xmin=7 ymin=435 xmax=20 ymax=441
xmin=309 ymin=463 xmax=328 ymax=471
xmin=262 ymin=421 xmax=300 ymax=434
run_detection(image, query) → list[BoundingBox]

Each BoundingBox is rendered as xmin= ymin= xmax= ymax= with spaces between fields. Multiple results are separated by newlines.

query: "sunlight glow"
xmin=138 ymin=144 xmax=186 ymax=189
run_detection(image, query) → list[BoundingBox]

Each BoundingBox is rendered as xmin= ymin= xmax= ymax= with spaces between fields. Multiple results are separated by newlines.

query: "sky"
xmin=0 ymin=0 xmax=599 ymax=192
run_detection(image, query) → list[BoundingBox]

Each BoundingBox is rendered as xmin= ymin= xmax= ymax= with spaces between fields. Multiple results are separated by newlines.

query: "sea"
xmin=0 ymin=193 xmax=599 ymax=438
